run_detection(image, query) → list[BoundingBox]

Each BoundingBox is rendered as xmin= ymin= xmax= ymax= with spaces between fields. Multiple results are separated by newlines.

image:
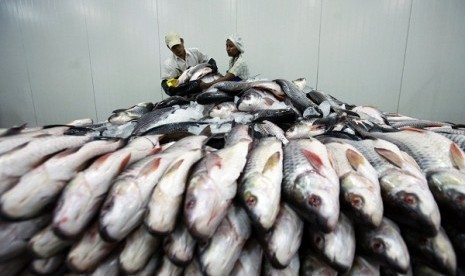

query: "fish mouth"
xmin=98 ymin=224 xmax=118 ymax=243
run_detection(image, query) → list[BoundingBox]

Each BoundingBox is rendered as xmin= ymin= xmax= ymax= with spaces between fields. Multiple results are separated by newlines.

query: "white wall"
xmin=1 ymin=0 xmax=464 ymax=127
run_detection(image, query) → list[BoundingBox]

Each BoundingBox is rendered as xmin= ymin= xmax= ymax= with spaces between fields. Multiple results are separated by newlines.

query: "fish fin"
xmin=141 ymin=158 xmax=161 ymax=175
xmin=401 ymin=127 xmax=425 ymax=133
xmin=400 ymin=151 xmax=422 ymax=171
xmin=302 ymin=149 xmax=324 ymax=171
xmin=374 ymin=147 xmax=403 ymax=168
xmin=262 ymin=151 xmax=281 ymax=175
xmin=450 ymin=143 xmax=465 ymax=171
xmin=346 ymin=148 xmax=366 ymax=171
xmin=118 ymin=154 xmax=132 ymax=174
xmin=264 ymin=97 xmax=275 ymax=106
xmin=199 ymin=125 xmax=212 ymax=137
xmin=327 ymin=150 xmax=339 ymax=175
xmin=206 ymin=153 xmax=222 ymax=173
xmin=164 ymin=159 xmax=184 ymax=177
xmin=149 ymin=146 xmax=163 ymax=155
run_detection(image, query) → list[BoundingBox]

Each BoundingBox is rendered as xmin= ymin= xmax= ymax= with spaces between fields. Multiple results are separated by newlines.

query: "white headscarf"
xmin=227 ymin=34 xmax=244 ymax=53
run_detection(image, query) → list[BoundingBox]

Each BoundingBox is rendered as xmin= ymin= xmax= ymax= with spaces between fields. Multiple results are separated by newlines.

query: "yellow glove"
xmin=166 ymin=78 xmax=179 ymax=87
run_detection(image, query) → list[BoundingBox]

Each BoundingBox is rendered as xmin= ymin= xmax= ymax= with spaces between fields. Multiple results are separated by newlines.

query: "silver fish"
xmin=283 ymin=138 xmax=340 ymax=232
xmin=368 ymin=128 xmax=465 ymax=222
xmin=262 ymin=253 xmax=300 ymax=276
xmin=357 ymin=218 xmax=410 ymax=273
xmin=209 ymin=80 xmax=253 ymax=92
xmin=0 ymin=214 xmax=50 ymax=262
xmin=260 ymin=203 xmax=303 ymax=268
xmin=119 ymin=224 xmax=162 ymax=274
xmin=145 ymin=147 xmax=203 ymax=235
xmin=401 ymin=227 xmax=456 ymax=275
xmin=338 ymin=137 xmax=441 ymax=236
xmin=275 ymin=79 xmax=320 ymax=114
xmin=0 ymin=134 xmax=91 ymax=194
xmin=53 ymin=135 xmax=163 ymax=239
xmin=0 ymin=139 xmax=123 ymax=219
xmin=163 ymin=222 xmax=197 ymax=266
xmin=178 ymin=63 xmax=211 ymax=85
xmin=250 ymin=80 xmax=286 ymax=100
xmin=132 ymin=252 xmax=162 ymax=276
xmin=30 ymin=253 xmax=65 ymax=275
xmin=325 ymin=141 xmax=383 ymax=228
xmin=67 ymin=222 xmax=116 ymax=273
xmin=285 ymin=119 xmax=325 ymax=139
xmin=209 ymin=102 xmax=238 ymax=119
xmin=239 ymin=137 xmax=283 ymax=231
xmin=198 ymin=204 xmax=251 ymax=276
xmin=306 ymin=213 xmax=356 ymax=273
xmin=184 ymin=125 xmax=252 ymax=240
xmin=254 ymin=120 xmax=289 ymax=145
xmin=0 ymin=126 xmax=69 ymax=156
xmin=231 ymin=238 xmax=263 ymax=276
xmin=300 ymin=251 xmax=338 ymax=276
xmin=29 ymin=225 xmax=72 ymax=258
xmin=237 ymin=88 xmax=285 ymax=112
xmin=100 ymin=135 xmax=205 ymax=242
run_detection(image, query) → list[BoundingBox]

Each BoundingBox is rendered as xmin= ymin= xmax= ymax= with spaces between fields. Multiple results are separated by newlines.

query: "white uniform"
xmin=161 ymin=48 xmax=209 ymax=80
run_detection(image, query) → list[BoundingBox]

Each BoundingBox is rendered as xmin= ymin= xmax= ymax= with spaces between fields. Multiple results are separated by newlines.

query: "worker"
xmin=161 ymin=31 xmax=217 ymax=97
xmin=200 ymin=34 xmax=250 ymax=90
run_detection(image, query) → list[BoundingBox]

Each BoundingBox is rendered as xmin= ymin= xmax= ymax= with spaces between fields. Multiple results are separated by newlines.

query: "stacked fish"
xmin=0 ymin=74 xmax=465 ymax=276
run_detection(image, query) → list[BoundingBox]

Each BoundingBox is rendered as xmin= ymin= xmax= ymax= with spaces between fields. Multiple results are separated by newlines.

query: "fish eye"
xmin=308 ymin=194 xmax=321 ymax=208
xmin=313 ymin=233 xmax=325 ymax=249
xmin=245 ymin=194 xmax=257 ymax=207
xmin=370 ymin=238 xmax=385 ymax=253
xmin=349 ymin=194 xmax=364 ymax=209
xmin=399 ymin=192 xmax=418 ymax=206
xmin=186 ymin=199 xmax=196 ymax=209
xmin=455 ymin=194 xmax=465 ymax=206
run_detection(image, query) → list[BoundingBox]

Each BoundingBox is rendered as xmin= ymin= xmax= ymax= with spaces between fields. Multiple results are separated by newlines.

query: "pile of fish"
xmin=1 ymin=73 xmax=465 ymax=276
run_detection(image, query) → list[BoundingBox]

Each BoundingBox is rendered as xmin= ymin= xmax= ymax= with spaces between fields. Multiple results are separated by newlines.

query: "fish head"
xmin=183 ymin=175 xmax=224 ymax=240
xmin=427 ymin=169 xmax=465 ymax=213
xmin=237 ymin=91 xmax=261 ymax=112
xmin=380 ymin=171 xmax=441 ymax=236
xmin=285 ymin=123 xmax=325 ymax=139
xmin=209 ymin=103 xmax=234 ymax=118
xmin=293 ymin=172 xmax=339 ymax=232
xmin=240 ymin=174 xmax=279 ymax=231
xmin=340 ymin=172 xmax=383 ymax=228
xmin=368 ymin=233 xmax=410 ymax=273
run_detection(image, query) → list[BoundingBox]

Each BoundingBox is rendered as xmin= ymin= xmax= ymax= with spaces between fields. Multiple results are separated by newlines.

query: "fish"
xmin=351 ymin=106 xmax=389 ymax=126
xmin=99 ymin=135 xmax=206 ymax=242
xmin=250 ymin=80 xmax=286 ymax=100
xmin=145 ymin=146 xmax=203 ymax=235
xmin=184 ymin=125 xmax=252 ymax=240
xmin=237 ymin=88 xmax=286 ymax=112
xmin=190 ymin=66 xmax=213 ymax=81
xmin=282 ymin=138 xmax=340 ymax=233
xmin=196 ymin=90 xmax=235 ymax=105
xmin=252 ymin=108 xmax=298 ymax=124
xmin=131 ymin=106 xmax=177 ymax=135
xmin=401 ymin=227 xmax=456 ymax=275
xmin=119 ymin=224 xmax=162 ymax=274
xmin=0 ymin=126 xmax=69 ymax=156
xmin=209 ymin=80 xmax=253 ymax=92
xmin=163 ymin=221 xmax=197 ymax=266
xmin=356 ymin=217 xmax=410 ymax=273
xmin=142 ymin=121 xmax=209 ymax=136
xmin=209 ymin=101 xmax=238 ymax=119
xmin=324 ymin=141 xmax=383 ymax=228
xmin=177 ymin=63 xmax=212 ymax=85
xmin=29 ymin=225 xmax=73 ymax=258
xmin=134 ymin=252 xmax=162 ymax=276
xmin=154 ymin=96 xmax=190 ymax=109
xmin=52 ymin=135 xmax=163 ymax=239
xmin=29 ymin=253 xmax=66 ymax=275
xmin=0 ymin=214 xmax=50 ymax=262
xmin=0 ymin=138 xmax=124 ymax=220
xmin=198 ymin=204 xmax=251 ymax=276
xmin=231 ymin=238 xmax=263 ymax=276
xmin=259 ymin=203 xmax=303 ymax=269
xmin=66 ymin=222 xmax=116 ymax=273
xmin=334 ymin=137 xmax=441 ymax=236
xmin=239 ymin=137 xmax=283 ymax=231
xmin=366 ymin=128 xmax=465 ymax=223
xmin=300 ymin=250 xmax=338 ymax=276
xmin=305 ymin=213 xmax=356 ymax=273
xmin=262 ymin=253 xmax=300 ymax=276
xmin=253 ymin=120 xmax=289 ymax=145
xmin=0 ymin=123 xmax=27 ymax=137
xmin=275 ymin=79 xmax=320 ymax=114
xmin=285 ymin=118 xmax=325 ymax=139
xmin=437 ymin=132 xmax=465 ymax=152
xmin=0 ymin=134 xmax=91 ymax=193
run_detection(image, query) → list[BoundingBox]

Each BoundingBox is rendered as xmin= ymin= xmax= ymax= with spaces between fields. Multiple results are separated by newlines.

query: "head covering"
xmin=165 ymin=32 xmax=182 ymax=49
xmin=227 ymin=34 xmax=244 ymax=53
